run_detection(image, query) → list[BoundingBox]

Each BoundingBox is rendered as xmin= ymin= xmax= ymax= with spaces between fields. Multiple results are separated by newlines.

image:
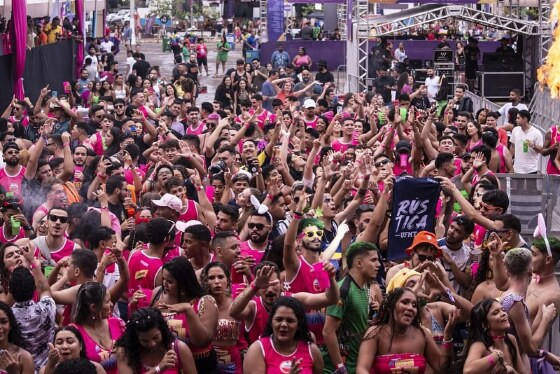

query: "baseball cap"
xmin=303 ymin=99 xmax=316 ymax=109
xmin=2 ymin=142 xmax=19 ymax=154
xmin=176 ymin=220 xmax=202 ymax=232
xmin=152 ymin=193 xmax=182 ymax=214
xmin=207 ymin=113 xmax=220 ymax=121
xmin=405 ymin=231 xmax=442 ymax=257
xmin=396 ymin=140 xmax=412 ymax=154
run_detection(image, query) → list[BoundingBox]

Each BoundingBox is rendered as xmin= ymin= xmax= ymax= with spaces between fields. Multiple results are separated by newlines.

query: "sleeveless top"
xmin=215 ymin=319 xmax=242 ymax=374
xmin=547 ymin=126 xmax=560 ymax=175
xmin=114 ymin=86 xmax=126 ymax=99
xmin=0 ymin=225 xmax=25 ymax=244
xmin=371 ymin=353 xmax=426 ymax=374
xmin=497 ymin=144 xmax=508 ymax=173
xmin=0 ymin=166 xmax=26 ymax=198
xmin=500 ymin=293 xmax=529 ymax=340
xmin=258 ymin=336 xmax=314 ymax=374
xmin=127 ymin=249 xmax=163 ymax=308
xmin=428 ymin=309 xmax=444 ymax=344
xmin=284 ymin=256 xmax=330 ymax=294
xmin=246 ymin=296 xmax=272 ymax=344
xmin=304 ymin=116 xmax=318 ymax=129
xmin=141 ymin=339 xmax=182 ymax=374
xmin=240 ymin=241 xmax=266 ymax=265
xmin=155 ymin=293 xmax=216 ymax=360
xmin=186 ymin=122 xmax=206 ymax=136
xmin=178 ymin=199 xmax=199 ymax=222
xmin=72 ymin=317 xmax=125 ymax=374
xmin=93 ymin=132 xmax=105 ymax=156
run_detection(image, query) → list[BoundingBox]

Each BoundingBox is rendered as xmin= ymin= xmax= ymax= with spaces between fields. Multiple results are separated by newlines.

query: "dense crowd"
xmin=0 ymin=32 xmax=558 ymax=374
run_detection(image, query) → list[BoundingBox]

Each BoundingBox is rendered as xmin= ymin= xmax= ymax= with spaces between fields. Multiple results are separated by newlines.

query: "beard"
xmin=5 ymin=158 xmax=19 ymax=167
xmin=302 ymin=239 xmax=322 ymax=252
xmin=250 ymin=231 xmax=269 ymax=244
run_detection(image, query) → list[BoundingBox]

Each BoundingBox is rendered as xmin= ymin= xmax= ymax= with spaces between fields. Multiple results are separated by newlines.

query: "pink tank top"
xmin=127 ymin=250 xmax=163 ymax=308
xmin=547 ymin=126 xmax=560 ymax=175
xmin=0 ymin=166 xmax=26 ymax=198
xmin=293 ymin=55 xmax=311 ymax=68
xmin=240 ymin=241 xmax=266 ymax=265
xmin=496 ymin=144 xmax=507 ymax=173
xmin=371 ymin=353 xmax=426 ymax=374
xmin=258 ymin=336 xmax=314 ymax=374
xmin=285 ymin=256 xmax=330 ymax=294
xmin=178 ymin=199 xmax=199 ymax=222
xmin=0 ymin=225 xmax=25 ymax=244
xmin=72 ymin=317 xmax=125 ymax=374
xmin=246 ymin=296 xmax=271 ymax=344
xmin=49 ymin=238 xmax=78 ymax=263
xmin=93 ymin=132 xmax=105 ymax=156
xmin=304 ymin=116 xmax=318 ymax=129
xmin=160 ymin=296 xmax=214 ymax=359
xmin=185 ymin=122 xmax=206 ymax=135
xmin=250 ymin=109 xmax=273 ymax=130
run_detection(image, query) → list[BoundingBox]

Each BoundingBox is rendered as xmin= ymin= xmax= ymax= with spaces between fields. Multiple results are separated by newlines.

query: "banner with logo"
xmin=387 ymin=177 xmax=441 ymax=261
xmin=268 ymin=0 xmax=285 ymax=42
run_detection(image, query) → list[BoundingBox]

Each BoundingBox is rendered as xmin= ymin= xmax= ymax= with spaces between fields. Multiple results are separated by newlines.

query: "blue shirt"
xmin=261 ymin=81 xmax=276 ymax=111
xmin=271 ymin=51 xmax=290 ymax=69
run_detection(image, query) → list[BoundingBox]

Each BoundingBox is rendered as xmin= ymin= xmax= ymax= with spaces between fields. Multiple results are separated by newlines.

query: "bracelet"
xmin=487 ymin=353 xmax=496 ymax=367
xmin=293 ymin=213 xmax=302 ymax=220
xmin=63 ymin=143 xmax=70 ymax=148
xmin=336 ymin=363 xmax=345 ymax=369
xmin=196 ymin=185 xmax=204 ymax=191
xmin=250 ymin=282 xmax=259 ymax=292
xmin=96 ymin=173 xmax=106 ymax=179
xmin=155 ymin=365 xmax=161 ymax=374
xmin=23 ymin=224 xmax=32 ymax=231
xmin=29 ymin=261 xmax=38 ymax=271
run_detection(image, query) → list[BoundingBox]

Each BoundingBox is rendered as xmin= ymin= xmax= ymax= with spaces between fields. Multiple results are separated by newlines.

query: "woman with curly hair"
xmin=150 ymin=256 xmax=218 ymax=373
xmin=463 ymin=299 xmax=524 ymax=373
xmin=470 ymin=249 xmax=501 ymax=305
xmin=243 ymin=297 xmax=323 ymax=374
xmin=115 ymin=308 xmax=196 ymax=374
xmin=200 ymin=262 xmax=243 ymax=374
xmin=70 ymin=282 xmax=124 ymax=374
xmin=0 ymin=300 xmax=34 ymax=373
xmin=40 ymin=326 xmax=106 ymax=374
xmin=356 ymin=288 xmax=458 ymax=374
xmin=0 ymin=243 xmax=25 ymax=300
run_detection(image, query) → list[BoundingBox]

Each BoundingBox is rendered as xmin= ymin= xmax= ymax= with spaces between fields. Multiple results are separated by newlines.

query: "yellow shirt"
xmin=47 ymin=25 xmax=62 ymax=43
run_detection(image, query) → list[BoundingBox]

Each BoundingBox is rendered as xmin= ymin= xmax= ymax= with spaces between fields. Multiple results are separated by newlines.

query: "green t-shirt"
xmin=216 ymin=41 xmax=230 ymax=59
xmin=321 ymin=275 xmax=370 ymax=374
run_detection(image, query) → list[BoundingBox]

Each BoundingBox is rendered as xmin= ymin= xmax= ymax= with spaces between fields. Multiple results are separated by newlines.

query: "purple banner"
xmin=267 ymin=0 xmax=284 ymax=42
xmin=397 ymin=0 xmax=477 ymax=2
xmin=287 ymin=0 xmax=344 ymax=2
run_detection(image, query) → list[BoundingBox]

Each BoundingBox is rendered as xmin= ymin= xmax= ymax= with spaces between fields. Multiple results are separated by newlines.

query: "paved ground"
xmin=116 ymin=36 xmax=243 ymax=103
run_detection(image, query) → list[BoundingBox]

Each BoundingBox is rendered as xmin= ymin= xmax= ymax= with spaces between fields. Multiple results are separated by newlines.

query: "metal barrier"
xmin=493 ymin=174 xmax=560 ymax=239
xmin=529 ymin=82 xmax=559 ymax=134
xmin=336 ymin=65 xmax=347 ymax=94
xmin=464 ymin=89 xmax=501 ymax=114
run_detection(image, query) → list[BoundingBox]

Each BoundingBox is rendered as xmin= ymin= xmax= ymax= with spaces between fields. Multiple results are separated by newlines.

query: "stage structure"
xmin=340 ymin=1 xmax=553 ymax=93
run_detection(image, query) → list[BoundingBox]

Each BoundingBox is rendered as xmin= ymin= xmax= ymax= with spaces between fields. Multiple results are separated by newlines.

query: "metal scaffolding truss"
xmin=370 ymin=4 xmax=540 ymax=37
xmin=356 ymin=0 xmax=369 ymax=87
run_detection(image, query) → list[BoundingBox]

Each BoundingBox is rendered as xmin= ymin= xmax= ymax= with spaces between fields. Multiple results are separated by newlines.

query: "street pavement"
xmin=116 ymin=37 xmax=243 ymax=103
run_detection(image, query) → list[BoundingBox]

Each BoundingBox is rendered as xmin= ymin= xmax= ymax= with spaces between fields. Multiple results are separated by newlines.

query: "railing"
xmin=336 ymin=65 xmax=347 ymax=94
xmin=529 ymin=82 xmax=559 ymax=134
xmin=464 ymin=89 xmax=501 ymax=114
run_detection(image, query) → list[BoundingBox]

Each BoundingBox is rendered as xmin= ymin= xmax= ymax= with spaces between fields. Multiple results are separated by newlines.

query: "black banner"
xmin=387 ymin=177 xmax=441 ymax=261
xmin=0 ymin=39 xmax=76 ymax=112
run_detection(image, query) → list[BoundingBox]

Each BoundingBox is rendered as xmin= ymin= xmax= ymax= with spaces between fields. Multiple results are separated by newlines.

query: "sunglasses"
xmin=417 ymin=254 xmax=435 ymax=262
xmin=374 ymin=159 xmax=390 ymax=168
xmin=115 ymin=104 xmax=124 ymax=109
xmin=248 ymin=223 xmax=268 ymax=231
xmin=48 ymin=214 xmax=69 ymax=224
xmin=304 ymin=230 xmax=323 ymax=238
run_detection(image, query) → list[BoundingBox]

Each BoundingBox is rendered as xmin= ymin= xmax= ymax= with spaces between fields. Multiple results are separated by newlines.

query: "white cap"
xmin=303 ymin=99 xmax=316 ymax=109
xmin=152 ymin=193 xmax=182 ymax=213
xmin=176 ymin=220 xmax=203 ymax=232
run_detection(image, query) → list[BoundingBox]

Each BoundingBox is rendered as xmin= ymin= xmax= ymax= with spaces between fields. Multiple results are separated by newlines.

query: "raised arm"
xmin=283 ymin=193 xmax=305 ymax=277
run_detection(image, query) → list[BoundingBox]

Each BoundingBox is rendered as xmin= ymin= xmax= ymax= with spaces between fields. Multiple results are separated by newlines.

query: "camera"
xmin=209 ymin=160 xmax=226 ymax=175
xmin=249 ymin=158 xmax=259 ymax=174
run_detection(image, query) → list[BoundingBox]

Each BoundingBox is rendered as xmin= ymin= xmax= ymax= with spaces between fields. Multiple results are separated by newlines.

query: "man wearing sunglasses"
xmin=241 ymin=212 xmax=272 ymax=265
xmin=386 ymin=231 xmax=445 ymax=285
xmin=32 ymin=207 xmax=79 ymax=264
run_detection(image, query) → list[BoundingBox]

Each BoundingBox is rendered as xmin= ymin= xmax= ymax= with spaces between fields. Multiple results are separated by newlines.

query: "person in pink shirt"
xmin=240 ymin=212 xmax=272 ymax=266
xmin=0 ymin=142 xmax=28 ymax=198
xmin=249 ymin=94 xmax=273 ymax=130
xmin=196 ymin=38 xmax=209 ymax=76
xmin=331 ymin=117 xmax=359 ymax=153
xmin=302 ymin=99 xmax=319 ymax=128
xmin=185 ymin=107 xmax=206 ymax=135
xmin=243 ymin=296 xmax=323 ymax=374
xmin=31 ymin=207 xmax=80 ymax=264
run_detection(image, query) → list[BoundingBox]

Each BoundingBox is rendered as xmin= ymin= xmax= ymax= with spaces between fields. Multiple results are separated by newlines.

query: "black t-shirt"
xmin=132 ymin=60 xmax=151 ymax=79
xmin=373 ymin=76 xmax=396 ymax=103
xmin=315 ymin=71 xmax=334 ymax=84
xmin=464 ymin=45 xmax=480 ymax=67
xmin=411 ymin=95 xmax=431 ymax=110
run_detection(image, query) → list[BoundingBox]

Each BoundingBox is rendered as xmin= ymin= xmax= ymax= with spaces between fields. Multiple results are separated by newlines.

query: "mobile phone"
xmin=63 ymin=81 xmax=71 ymax=94
xmin=336 ymin=106 xmax=342 ymax=114
xmin=51 ymin=91 xmax=58 ymax=98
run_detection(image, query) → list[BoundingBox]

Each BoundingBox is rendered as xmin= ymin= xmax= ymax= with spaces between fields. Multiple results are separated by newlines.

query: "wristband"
xmin=442 ymin=341 xmax=453 ymax=350
xmin=97 ymin=173 xmax=106 ymax=179
xmin=155 ymin=365 xmax=161 ymax=374
xmin=487 ymin=353 xmax=496 ymax=367
xmin=250 ymin=282 xmax=259 ymax=292
xmin=29 ymin=262 xmax=38 ymax=271
xmin=196 ymin=185 xmax=204 ymax=191
xmin=293 ymin=213 xmax=302 ymax=220
xmin=63 ymin=142 xmax=70 ymax=148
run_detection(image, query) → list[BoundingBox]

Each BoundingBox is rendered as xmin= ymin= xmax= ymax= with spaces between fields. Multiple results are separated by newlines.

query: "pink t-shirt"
xmin=258 ymin=336 xmax=314 ymax=374
xmin=240 ymin=241 xmax=266 ymax=265
xmin=284 ymin=256 xmax=330 ymax=294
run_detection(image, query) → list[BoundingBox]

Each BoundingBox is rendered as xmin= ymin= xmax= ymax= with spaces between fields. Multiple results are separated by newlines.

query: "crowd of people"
xmin=0 ymin=25 xmax=558 ymax=374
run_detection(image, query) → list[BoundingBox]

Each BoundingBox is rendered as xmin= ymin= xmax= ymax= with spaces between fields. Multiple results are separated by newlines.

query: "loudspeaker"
xmin=480 ymin=72 xmax=525 ymax=98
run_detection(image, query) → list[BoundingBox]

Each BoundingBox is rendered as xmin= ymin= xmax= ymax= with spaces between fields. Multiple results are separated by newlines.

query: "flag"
xmin=387 ymin=177 xmax=441 ymax=261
